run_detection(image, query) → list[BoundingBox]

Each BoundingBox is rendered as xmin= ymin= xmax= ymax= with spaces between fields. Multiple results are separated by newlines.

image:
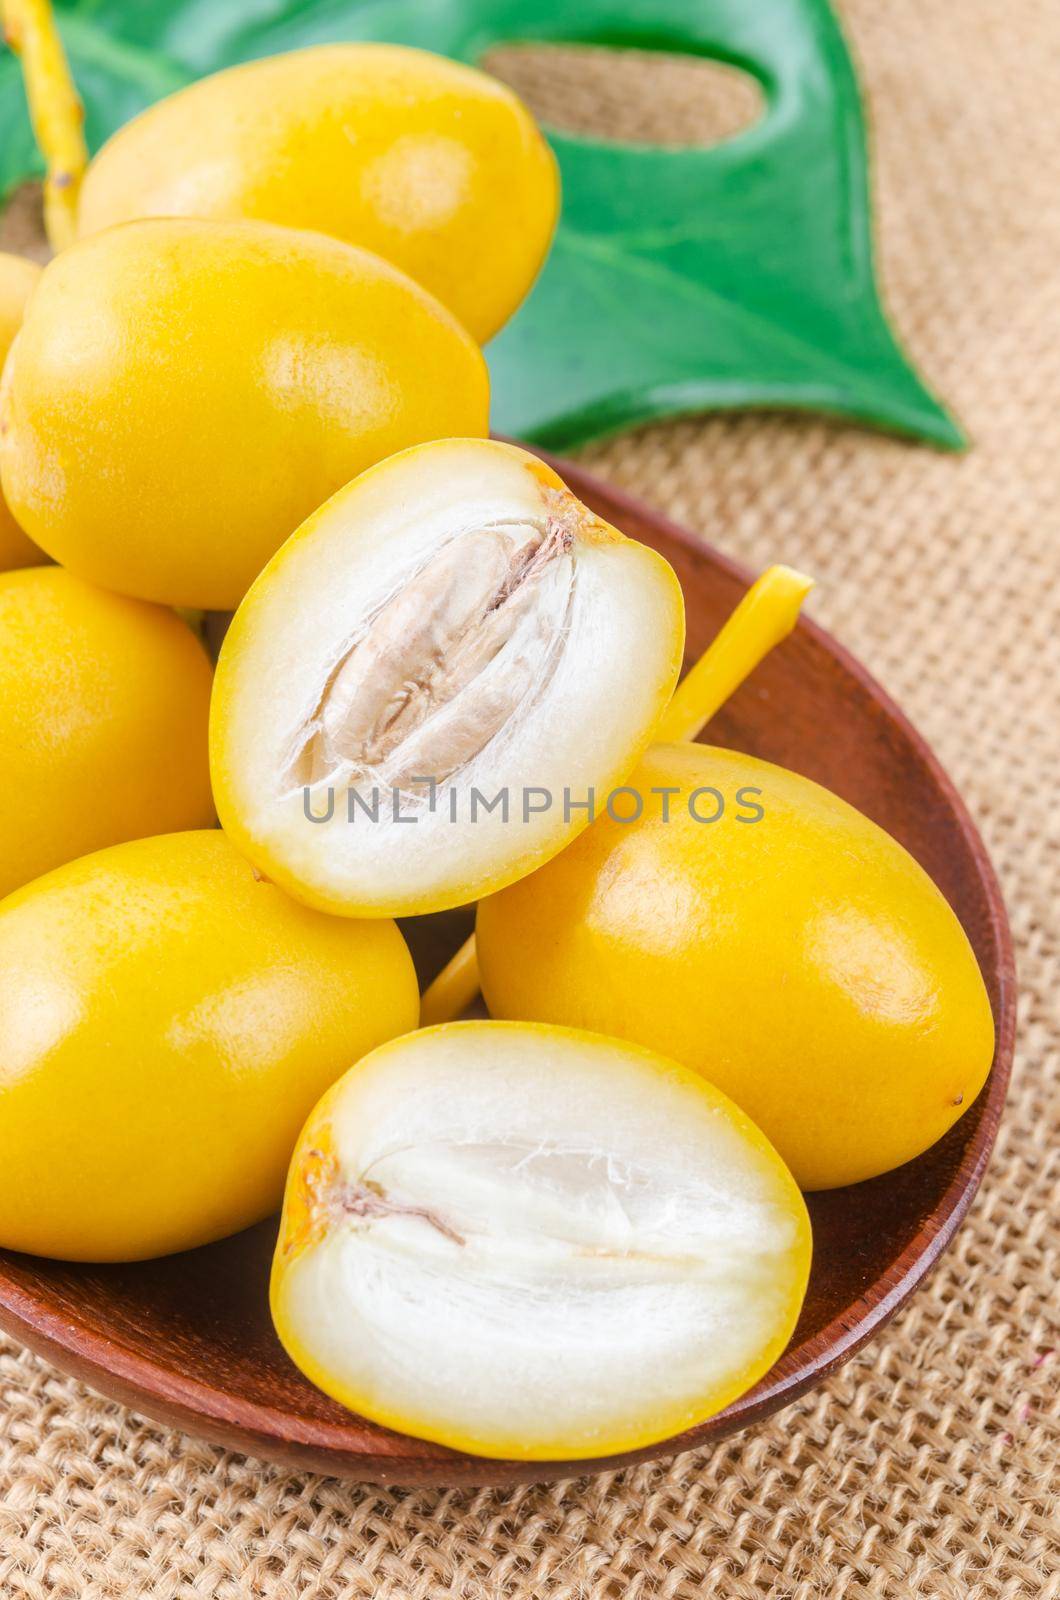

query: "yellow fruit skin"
xmin=0 ymin=218 xmax=489 ymax=609
xmin=0 ymin=252 xmax=43 ymax=571
xmin=0 ymin=831 xmax=420 ymax=1261
xmin=0 ymin=567 xmax=215 ymax=899
xmin=77 ymin=44 xmax=559 ymax=344
xmin=478 ymin=744 xmax=996 ymax=1191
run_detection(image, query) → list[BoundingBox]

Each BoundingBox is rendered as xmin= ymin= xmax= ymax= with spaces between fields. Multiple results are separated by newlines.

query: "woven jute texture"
xmin=1 ymin=1 xmax=1058 ymax=1594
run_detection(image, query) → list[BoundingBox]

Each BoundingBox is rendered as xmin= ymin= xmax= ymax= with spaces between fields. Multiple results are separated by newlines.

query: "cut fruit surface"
xmin=271 ymin=1021 xmax=811 ymax=1461
xmin=211 ymin=439 xmax=685 ymax=916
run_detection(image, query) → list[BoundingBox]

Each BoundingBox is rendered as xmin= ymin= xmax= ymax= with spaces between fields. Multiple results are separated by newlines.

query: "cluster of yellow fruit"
xmin=0 ymin=42 xmax=994 ymax=1463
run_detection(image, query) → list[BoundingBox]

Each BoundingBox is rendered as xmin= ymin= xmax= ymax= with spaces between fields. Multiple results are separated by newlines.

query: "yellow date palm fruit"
xmin=211 ymin=438 xmax=685 ymax=917
xmin=0 ymin=566 xmax=214 ymax=899
xmin=0 ymin=252 xmax=42 ymax=571
xmin=271 ymin=1020 xmax=811 ymax=1461
xmin=0 ymin=218 xmax=488 ymax=609
xmin=477 ymin=743 xmax=996 ymax=1191
xmin=0 ymin=830 xmax=419 ymax=1261
xmin=77 ymin=44 xmax=559 ymax=343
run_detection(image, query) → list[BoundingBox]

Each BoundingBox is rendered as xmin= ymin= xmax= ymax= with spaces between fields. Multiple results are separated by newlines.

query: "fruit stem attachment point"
xmin=2 ymin=0 xmax=87 ymax=250
xmin=655 ymin=565 xmax=813 ymax=745
xmin=420 ymin=932 xmax=483 ymax=1027
xmin=419 ymin=562 xmax=814 ymax=1025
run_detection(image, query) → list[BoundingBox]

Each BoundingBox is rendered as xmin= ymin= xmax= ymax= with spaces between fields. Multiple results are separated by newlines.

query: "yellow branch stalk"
xmin=655 ymin=564 xmax=813 ymax=743
xmin=419 ymin=930 xmax=484 ymax=1028
xmin=420 ymin=563 xmax=814 ymax=1024
xmin=2 ymin=0 xmax=87 ymax=250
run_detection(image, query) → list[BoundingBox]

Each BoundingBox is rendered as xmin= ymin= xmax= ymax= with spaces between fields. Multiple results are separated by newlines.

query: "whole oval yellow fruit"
xmin=477 ymin=743 xmax=996 ymax=1190
xmin=0 ymin=252 xmax=42 ymax=571
xmin=0 ymin=830 xmax=420 ymax=1261
xmin=77 ymin=44 xmax=558 ymax=343
xmin=0 ymin=218 xmax=489 ymax=609
xmin=0 ymin=567 xmax=214 ymax=899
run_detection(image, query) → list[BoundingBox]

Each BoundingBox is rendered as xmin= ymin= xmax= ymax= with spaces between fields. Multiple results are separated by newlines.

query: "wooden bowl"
xmin=0 ymin=458 xmax=1015 ymax=1487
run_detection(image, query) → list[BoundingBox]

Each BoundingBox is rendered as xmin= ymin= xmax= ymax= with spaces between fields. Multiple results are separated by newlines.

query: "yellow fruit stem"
xmin=654 ymin=564 xmax=813 ymax=743
xmin=419 ymin=926 xmax=484 ymax=1028
xmin=419 ymin=562 xmax=814 ymax=1025
xmin=2 ymin=0 xmax=87 ymax=250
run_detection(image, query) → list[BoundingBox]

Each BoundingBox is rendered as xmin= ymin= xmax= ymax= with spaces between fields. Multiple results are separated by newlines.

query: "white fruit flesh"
xmin=291 ymin=514 xmax=574 ymax=792
xmin=211 ymin=439 xmax=684 ymax=916
xmin=271 ymin=1023 xmax=811 ymax=1461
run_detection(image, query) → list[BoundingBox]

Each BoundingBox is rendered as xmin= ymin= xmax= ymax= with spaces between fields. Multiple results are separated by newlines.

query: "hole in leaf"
xmin=483 ymin=43 xmax=764 ymax=150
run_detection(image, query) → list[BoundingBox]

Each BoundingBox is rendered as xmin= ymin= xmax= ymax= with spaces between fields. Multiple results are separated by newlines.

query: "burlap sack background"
xmin=1 ymin=0 xmax=1057 ymax=1593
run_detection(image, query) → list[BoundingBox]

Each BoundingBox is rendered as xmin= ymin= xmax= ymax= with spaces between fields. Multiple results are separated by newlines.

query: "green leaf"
xmin=0 ymin=0 xmax=963 ymax=450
